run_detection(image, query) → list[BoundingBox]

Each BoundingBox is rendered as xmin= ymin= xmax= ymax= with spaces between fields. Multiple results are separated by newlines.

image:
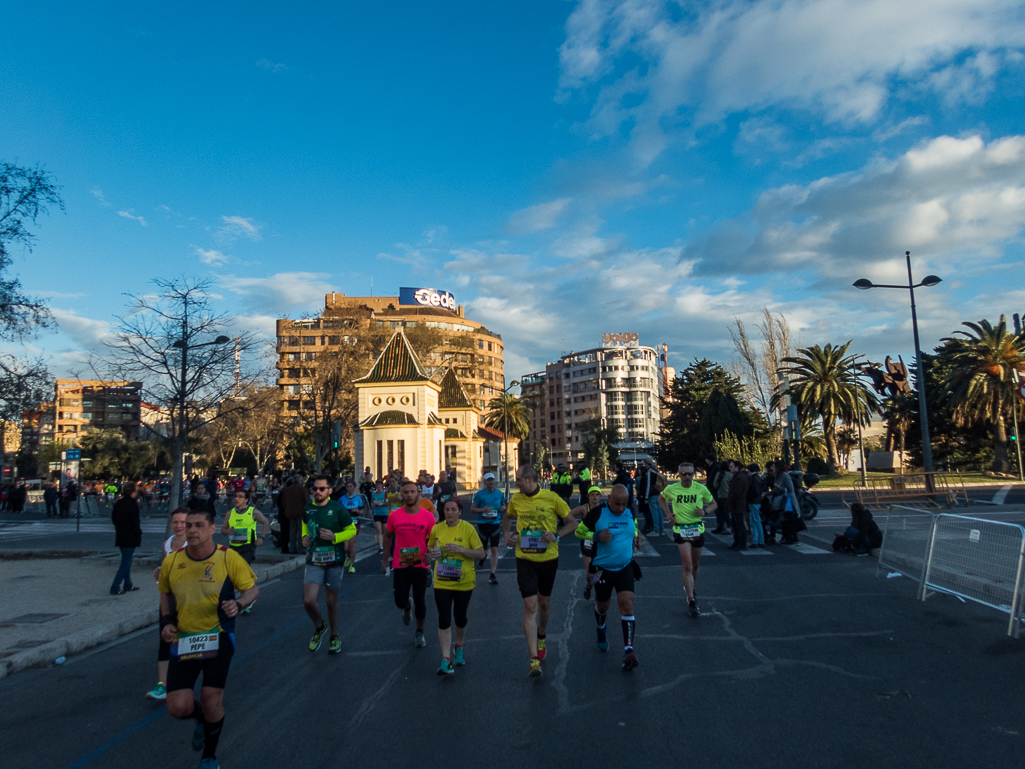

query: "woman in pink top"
xmin=382 ymin=481 xmax=437 ymax=649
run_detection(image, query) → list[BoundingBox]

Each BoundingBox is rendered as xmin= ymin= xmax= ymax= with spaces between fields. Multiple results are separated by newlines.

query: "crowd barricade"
xmin=847 ymin=472 xmax=967 ymax=510
xmin=875 ymin=505 xmax=938 ymax=585
xmin=920 ymin=514 xmax=1025 ymax=638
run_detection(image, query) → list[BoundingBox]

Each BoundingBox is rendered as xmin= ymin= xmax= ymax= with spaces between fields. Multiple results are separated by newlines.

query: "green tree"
xmin=483 ymin=392 xmax=531 ymax=439
xmin=778 ymin=342 xmax=878 ymax=472
xmin=0 ymin=162 xmax=62 ymax=421
xmin=79 ymin=429 xmax=164 ymax=479
xmin=937 ymin=316 xmax=1025 ymax=474
xmin=577 ymin=417 xmax=620 ymax=478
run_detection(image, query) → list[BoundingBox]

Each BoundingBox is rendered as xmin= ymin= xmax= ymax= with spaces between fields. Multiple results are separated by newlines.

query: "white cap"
xmin=483 ymin=472 xmax=496 ymax=480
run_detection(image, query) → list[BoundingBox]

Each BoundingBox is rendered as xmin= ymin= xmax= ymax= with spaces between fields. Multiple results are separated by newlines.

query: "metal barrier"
xmin=847 ymin=471 xmax=967 ymax=510
xmin=920 ymin=514 xmax=1025 ymax=637
xmin=875 ymin=505 xmax=938 ymax=586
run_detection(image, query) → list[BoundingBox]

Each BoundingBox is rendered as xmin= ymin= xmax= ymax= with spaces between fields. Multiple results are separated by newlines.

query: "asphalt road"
xmin=3 ymin=518 xmax=1023 ymax=769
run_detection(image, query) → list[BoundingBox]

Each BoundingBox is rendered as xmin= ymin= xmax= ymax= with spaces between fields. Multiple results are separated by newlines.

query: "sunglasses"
xmin=313 ymin=486 xmax=330 ymax=491
xmin=680 ymin=472 xmax=694 ymax=476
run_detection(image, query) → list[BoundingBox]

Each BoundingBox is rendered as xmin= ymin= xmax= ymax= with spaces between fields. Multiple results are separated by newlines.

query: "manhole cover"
xmin=3 ymin=613 xmax=68 ymax=624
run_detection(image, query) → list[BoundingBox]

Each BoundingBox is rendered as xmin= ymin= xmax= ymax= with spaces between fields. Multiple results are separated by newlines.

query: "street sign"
xmin=65 ymin=449 xmax=81 ymax=461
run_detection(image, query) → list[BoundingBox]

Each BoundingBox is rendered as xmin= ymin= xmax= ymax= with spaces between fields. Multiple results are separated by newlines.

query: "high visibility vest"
xmin=227 ymin=506 xmax=256 ymax=546
xmin=554 ymin=472 xmax=572 ymax=486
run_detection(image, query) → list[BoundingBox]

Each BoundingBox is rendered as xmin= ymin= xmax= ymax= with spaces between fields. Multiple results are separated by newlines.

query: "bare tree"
xmin=102 ymin=277 xmax=258 ymax=510
xmin=729 ymin=309 xmax=793 ymax=429
xmin=0 ymin=162 xmax=63 ymax=421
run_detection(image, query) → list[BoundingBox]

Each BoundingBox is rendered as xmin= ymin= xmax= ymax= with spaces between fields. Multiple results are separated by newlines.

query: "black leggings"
xmin=393 ymin=567 xmax=429 ymax=620
xmin=434 ymin=588 xmax=472 ymax=630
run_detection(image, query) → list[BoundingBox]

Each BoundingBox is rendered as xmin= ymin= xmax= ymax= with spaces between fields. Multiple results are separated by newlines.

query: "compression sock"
xmin=594 ymin=607 xmax=607 ymax=629
xmin=621 ymin=615 xmax=635 ymax=649
xmin=537 ymin=630 xmax=546 ymax=641
xmin=202 ymin=717 xmax=224 ymax=759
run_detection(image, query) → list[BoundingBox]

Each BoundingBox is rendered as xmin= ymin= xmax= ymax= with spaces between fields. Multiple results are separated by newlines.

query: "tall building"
xmin=19 ymin=404 xmax=54 ymax=456
xmin=519 ymin=334 xmax=664 ymax=468
xmin=53 ymin=380 xmax=142 ymax=444
xmin=275 ymin=288 xmax=506 ymax=425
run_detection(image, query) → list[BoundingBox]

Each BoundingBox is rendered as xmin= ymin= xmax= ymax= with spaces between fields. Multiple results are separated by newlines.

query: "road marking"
xmin=993 ymin=484 xmax=1012 ymax=505
xmin=787 ymin=542 xmax=831 ymax=555
xmin=740 ymin=548 xmax=773 ymax=556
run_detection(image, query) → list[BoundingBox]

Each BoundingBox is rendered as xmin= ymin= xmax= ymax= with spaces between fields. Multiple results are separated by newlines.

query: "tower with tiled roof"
xmin=436 ymin=367 xmax=484 ymax=489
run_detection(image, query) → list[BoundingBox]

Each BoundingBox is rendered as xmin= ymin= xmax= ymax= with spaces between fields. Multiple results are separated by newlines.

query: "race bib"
xmin=583 ymin=539 xmax=593 ymax=548
xmin=482 ymin=510 xmax=498 ymax=519
xmin=675 ymin=525 xmax=702 ymax=539
xmin=311 ymin=547 xmax=336 ymax=564
xmin=231 ymin=528 xmax=250 ymax=544
xmin=173 ymin=631 xmax=219 ymax=660
xmin=436 ymin=558 xmax=462 ymax=581
xmin=520 ymin=529 xmax=548 ymax=554
xmin=399 ymin=546 xmax=422 ymax=566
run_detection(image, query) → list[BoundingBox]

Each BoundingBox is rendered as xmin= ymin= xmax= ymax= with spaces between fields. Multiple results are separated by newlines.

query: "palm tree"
xmin=483 ymin=392 xmax=531 ymax=440
xmin=881 ymin=392 xmax=914 ymax=453
xmin=937 ymin=316 xmax=1025 ymax=474
xmin=777 ymin=342 xmax=878 ymax=471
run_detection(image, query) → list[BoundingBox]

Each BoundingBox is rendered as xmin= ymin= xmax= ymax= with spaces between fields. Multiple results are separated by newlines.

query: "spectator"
xmin=186 ymin=481 xmax=217 ymax=519
xmin=705 ymin=455 xmax=729 ymax=534
xmin=643 ymin=460 xmax=667 ymax=536
xmin=635 ymin=463 xmax=649 ymax=532
xmin=770 ymin=461 xmax=800 ymax=544
xmin=613 ymin=463 xmax=634 ymax=510
xmin=10 ymin=481 xmax=27 ymax=513
xmin=43 ymin=482 xmax=59 ymax=518
xmin=713 ymin=460 xmax=733 ymax=536
xmin=279 ymin=474 xmax=310 ymax=555
xmin=110 ymin=481 xmax=142 ymax=595
xmin=746 ymin=463 xmax=766 ymax=549
xmin=844 ymin=503 xmax=883 ymax=555
xmin=726 ymin=460 xmax=750 ymax=551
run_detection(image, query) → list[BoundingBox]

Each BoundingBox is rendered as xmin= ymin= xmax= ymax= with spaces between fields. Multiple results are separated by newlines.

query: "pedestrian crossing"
xmin=0 ymin=521 xmax=168 ymax=542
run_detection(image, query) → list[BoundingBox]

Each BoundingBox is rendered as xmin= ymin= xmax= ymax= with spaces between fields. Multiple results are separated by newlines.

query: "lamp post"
xmin=854 ymin=251 xmax=941 ymax=476
xmin=169 ymin=334 xmax=230 ymax=511
xmin=501 ymin=380 xmax=520 ymax=501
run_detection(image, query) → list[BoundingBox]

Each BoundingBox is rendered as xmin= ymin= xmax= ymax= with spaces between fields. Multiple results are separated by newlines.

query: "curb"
xmin=0 ymin=555 xmax=305 ymax=680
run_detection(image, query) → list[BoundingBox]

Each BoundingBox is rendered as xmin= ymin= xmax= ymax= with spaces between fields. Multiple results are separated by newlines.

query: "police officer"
xmin=551 ymin=463 xmax=573 ymax=504
xmin=220 ymin=489 xmax=270 ymax=614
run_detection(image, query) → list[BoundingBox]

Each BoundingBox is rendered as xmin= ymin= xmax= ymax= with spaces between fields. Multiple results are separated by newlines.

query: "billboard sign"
xmin=602 ymin=332 xmax=639 ymax=347
xmin=399 ymin=287 xmax=456 ymax=312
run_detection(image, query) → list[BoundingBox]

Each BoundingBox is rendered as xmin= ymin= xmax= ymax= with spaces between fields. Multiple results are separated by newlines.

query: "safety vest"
xmin=579 ymin=468 xmax=591 ymax=483
xmin=227 ymin=506 xmax=256 ymax=546
xmin=554 ymin=472 xmax=572 ymax=486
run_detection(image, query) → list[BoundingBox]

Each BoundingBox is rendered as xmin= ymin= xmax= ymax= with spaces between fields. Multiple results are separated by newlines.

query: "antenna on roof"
xmin=370 ymin=276 xmax=373 ymax=297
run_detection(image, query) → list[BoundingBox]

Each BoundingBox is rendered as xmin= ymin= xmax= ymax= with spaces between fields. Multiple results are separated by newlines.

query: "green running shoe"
xmin=145 ymin=682 xmax=166 ymax=700
xmin=309 ymin=623 xmax=327 ymax=652
xmin=328 ymin=634 xmax=342 ymax=655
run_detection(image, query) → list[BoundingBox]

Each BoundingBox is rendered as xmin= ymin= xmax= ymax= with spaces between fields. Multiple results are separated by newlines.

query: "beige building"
xmin=53 ymin=380 xmax=142 ymax=444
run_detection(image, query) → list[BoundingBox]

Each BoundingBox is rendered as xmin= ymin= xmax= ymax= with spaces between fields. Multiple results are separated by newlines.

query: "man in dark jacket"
xmin=279 ymin=474 xmax=310 ymax=554
xmin=43 ymin=483 xmax=59 ymax=517
xmin=726 ymin=461 xmax=750 ymax=551
xmin=110 ymin=481 xmax=142 ymax=595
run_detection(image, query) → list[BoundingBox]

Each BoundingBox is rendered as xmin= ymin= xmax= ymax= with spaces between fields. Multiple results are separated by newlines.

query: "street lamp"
xmin=169 ymin=334 xmax=230 ymax=509
xmin=854 ymin=251 xmax=941 ymax=476
xmin=501 ymin=379 xmax=520 ymax=501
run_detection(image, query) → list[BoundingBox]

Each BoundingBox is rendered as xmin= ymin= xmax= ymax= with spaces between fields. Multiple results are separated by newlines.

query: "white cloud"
xmin=49 ymin=309 xmax=112 ymax=347
xmin=505 ymin=198 xmax=573 ymax=234
xmin=90 ymin=188 xmax=110 ymax=207
xmin=216 ymin=215 xmax=263 ymax=243
xmin=256 ymin=58 xmax=288 ymax=73
xmin=221 ymin=272 xmax=337 ymax=315
xmin=559 ymin=0 xmax=1025 ymax=163
xmin=118 ymin=210 xmax=147 ymax=226
xmin=194 ymin=246 xmax=231 ymax=266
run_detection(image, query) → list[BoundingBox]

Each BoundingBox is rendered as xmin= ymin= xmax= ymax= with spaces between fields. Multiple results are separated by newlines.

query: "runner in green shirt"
xmin=659 ymin=462 xmax=717 ymax=617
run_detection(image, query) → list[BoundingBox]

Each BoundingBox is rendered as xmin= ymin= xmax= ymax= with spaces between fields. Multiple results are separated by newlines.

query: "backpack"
xmin=746 ymin=474 xmax=763 ymax=504
xmin=651 ymin=472 xmax=666 ymax=494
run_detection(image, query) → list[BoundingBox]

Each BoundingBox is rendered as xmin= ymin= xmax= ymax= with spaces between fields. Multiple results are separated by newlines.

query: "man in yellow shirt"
xmin=502 ymin=464 xmax=578 ymax=678
xmin=660 ymin=462 xmax=717 ymax=618
xmin=159 ymin=508 xmax=258 ymax=769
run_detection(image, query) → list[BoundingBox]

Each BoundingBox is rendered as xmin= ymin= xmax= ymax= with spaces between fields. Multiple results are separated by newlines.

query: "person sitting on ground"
xmin=835 ymin=502 xmax=883 ymax=555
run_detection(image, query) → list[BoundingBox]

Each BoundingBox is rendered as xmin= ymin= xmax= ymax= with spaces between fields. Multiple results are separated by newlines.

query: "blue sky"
xmin=4 ymin=0 xmax=1025 ymax=389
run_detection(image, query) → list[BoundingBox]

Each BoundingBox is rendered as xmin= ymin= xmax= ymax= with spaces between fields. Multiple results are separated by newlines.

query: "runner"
xmin=159 ymin=508 xmax=258 ymax=769
xmin=470 ymin=472 xmax=506 ymax=585
xmin=570 ymin=486 xmax=603 ymax=600
xmin=338 ymin=479 xmax=366 ymax=574
xmin=219 ymin=489 xmax=269 ymax=613
xmin=302 ymin=475 xmax=357 ymax=655
xmin=502 ymin=464 xmax=578 ymax=678
xmin=577 ymin=485 xmax=641 ymax=670
xmin=429 ymin=497 xmax=484 ymax=675
xmin=659 ymin=462 xmax=717 ymax=617
xmin=146 ymin=507 xmax=188 ymax=700
xmin=371 ymin=480 xmax=389 ymax=555
xmin=382 ymin=481 xmax=436 ymax=648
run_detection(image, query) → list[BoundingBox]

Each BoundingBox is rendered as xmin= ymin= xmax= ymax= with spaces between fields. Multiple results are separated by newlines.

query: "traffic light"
xmin=331 ymin=422 xmax=341 ymax=450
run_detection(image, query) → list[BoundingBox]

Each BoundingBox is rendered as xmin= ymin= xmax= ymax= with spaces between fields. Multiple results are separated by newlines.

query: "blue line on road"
xmin=62 ymin=574 xmax=369 ymax=769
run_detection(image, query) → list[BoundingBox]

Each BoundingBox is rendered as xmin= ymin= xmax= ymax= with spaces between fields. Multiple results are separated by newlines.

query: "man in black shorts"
xmin=659 ymin=462 xmax=716 ymax=617
xmin=470 ymin=472 xmax=506 ymax=584
xmin=159 ymin=509 xmax=259 ymax=769
xmin=502 ymin=464 xmax=578 ymax=678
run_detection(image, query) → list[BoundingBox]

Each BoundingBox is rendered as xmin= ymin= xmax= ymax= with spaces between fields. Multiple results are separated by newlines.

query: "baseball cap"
xmin=588 ymin=486 xmax=602 ymax=495
xmin=483 ymin=472 xmax=496 ymax=480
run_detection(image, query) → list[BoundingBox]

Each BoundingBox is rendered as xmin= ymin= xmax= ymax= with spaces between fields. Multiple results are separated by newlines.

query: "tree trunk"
xmin=823 ymin=416 xmax=841 ymax=473
xmin=167 ymin=434 xmax=184 ymax=536
xmin=993 ymin=414 xmax=1010 ymax=474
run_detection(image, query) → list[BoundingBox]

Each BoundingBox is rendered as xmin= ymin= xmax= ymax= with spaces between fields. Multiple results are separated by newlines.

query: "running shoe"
xmin=536 ymin=637 xmax=547 ymax=661
xmin=191 ymin=720 xmax=205 ymax=751
xmin=414 ymin=630 xmax=426 ymax=648
xmin=328 ymin=634 xmax=342 ymax=654
xmin=488 ymin=573 xmax=498 ymax=585
xmin=145 ymin=683 xmax=166 ymax=700
xmin=344 ymin=556 xmax=352 ymax=569
xmin=200 ymin=759 xmax=219 ymax=769
xmin=583 ymin=583 xmax=592 ymax=600
xmin=454 ymin=647 xmax=465 ymax=666
xmin=596 ymin=625 xmax=609 ymax=652
xmin=437 ymin=658 xmax=454 ymax=675
xmin=309 ymin=623 xmax=327 ymax=652
xmin=402 ymin=604 xmax=412 ymax=626
xmin=688 ymin=598 xmax=700 ymax=617
xmin=622 ymin=649 xmax=638 ymax=671
xmin=347 ymin=564 xmax=356 ymax=574
xmin=528 ymin=658 xmax=543 ymax=678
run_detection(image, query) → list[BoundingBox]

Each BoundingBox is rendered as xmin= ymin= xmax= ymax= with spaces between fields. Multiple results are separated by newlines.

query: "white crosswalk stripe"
xmin=0 ymin=521 xmax=167 ymax=540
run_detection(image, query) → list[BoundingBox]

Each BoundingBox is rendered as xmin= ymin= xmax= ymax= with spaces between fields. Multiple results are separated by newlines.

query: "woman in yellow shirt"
xmin=429 ymin=497 xmax=484 ymax=675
